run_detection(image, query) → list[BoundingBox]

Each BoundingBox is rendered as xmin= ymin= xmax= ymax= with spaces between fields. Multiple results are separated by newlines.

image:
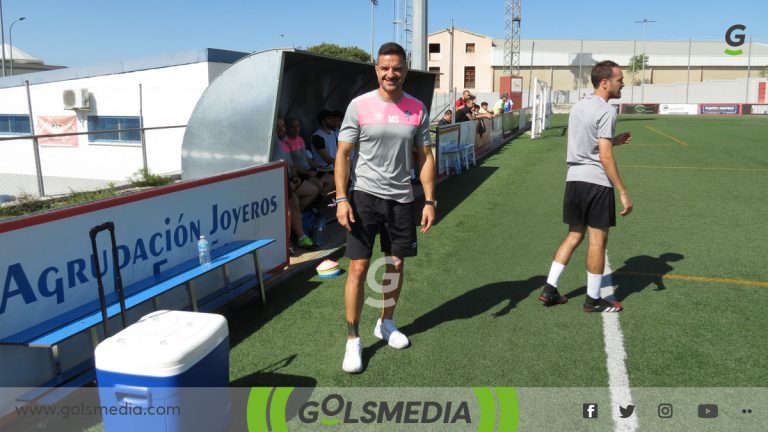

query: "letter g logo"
xmin=725 ymin=24 xmax=746 ymax=55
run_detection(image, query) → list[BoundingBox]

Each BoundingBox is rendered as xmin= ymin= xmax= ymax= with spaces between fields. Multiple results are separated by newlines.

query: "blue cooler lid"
xmin=95 ymin=310 xmax=228 ymax=377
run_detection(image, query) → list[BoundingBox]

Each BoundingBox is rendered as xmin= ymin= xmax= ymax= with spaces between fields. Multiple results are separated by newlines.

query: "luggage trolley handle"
xmin=89 ymin=222 xmax=127 ymax=338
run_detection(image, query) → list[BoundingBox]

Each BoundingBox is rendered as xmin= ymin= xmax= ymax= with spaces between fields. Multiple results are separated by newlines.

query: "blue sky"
xmin=2 ymin=0 xmax=766 ymax=68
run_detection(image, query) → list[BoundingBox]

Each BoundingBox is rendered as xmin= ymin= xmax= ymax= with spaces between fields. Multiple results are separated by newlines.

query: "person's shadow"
xmin=405 ymin=275 xmax=546 ymax=336
xmin=610 ymin=252 xmax=685 ymax=301
xmin=364 ymin=276 xmax=546 ymax=364
xmin=230 ymin=354 xmax=317 ymax=388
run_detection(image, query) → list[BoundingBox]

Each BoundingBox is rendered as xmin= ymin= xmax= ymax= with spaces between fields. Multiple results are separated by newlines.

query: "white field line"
xmin=602 ymin=252 xmax=639 ymax=431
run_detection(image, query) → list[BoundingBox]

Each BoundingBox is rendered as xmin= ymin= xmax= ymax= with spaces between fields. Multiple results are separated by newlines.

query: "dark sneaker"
xmin=583 ymin=298 xmax=623 ymax=313
xmin=538 ymin=284 xmax=568 ymax=306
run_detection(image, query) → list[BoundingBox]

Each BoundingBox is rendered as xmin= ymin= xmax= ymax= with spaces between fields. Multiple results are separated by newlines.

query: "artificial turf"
xmin=226 ymin=113 xmax=768 ymax=391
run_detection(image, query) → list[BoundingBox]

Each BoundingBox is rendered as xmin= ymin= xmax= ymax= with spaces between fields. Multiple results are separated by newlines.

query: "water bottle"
xmin=198 ymin=235 xmax=211 ymax=265
xmin=314 ymin=220 xmax=325 ymax=247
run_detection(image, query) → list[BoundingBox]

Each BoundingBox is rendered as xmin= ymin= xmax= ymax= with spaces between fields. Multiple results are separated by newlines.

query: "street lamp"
xmin=279 ymin=34 xmax=294 ymax=49
xmin=634 ymin=18 xmax=656 ymax=103
xmin=9 ymin=16 xmax=25 ymax=76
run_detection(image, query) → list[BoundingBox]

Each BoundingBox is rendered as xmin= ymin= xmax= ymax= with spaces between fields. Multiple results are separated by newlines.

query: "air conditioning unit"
xmin=63 ymin=88 xmax=90 ymax=110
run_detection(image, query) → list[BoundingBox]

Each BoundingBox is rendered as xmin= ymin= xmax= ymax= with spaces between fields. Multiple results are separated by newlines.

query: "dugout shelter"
xmin=181 ymin=49 xmax=436 ymax=180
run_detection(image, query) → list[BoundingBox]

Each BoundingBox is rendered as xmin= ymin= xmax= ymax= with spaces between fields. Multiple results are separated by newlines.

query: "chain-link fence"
xmin=0 ymin=125 xmax=185 ymax=201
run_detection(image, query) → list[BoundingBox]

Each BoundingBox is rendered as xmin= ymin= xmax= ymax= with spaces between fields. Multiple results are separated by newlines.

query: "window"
xmin=465 ymin=43 xmax=475 ymax=53
xmin=428 ymin=43 xmax=441 ymax=61
xmin=87 ymin=116 xmax=141 ymax=143
xmin=0 ymin=115 xmax=31 ymax=135
xmin=429 ymin=67 xmax=441 ymax=88
xmin=464 ymin=66 xmax=476 ymax=89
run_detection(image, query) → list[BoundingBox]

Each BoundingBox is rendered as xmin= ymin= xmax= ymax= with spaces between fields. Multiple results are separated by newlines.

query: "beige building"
xmin=428 ymin=29 xmax=496 ymax=94
xmin=428 ymin=28 xmax=768 ymax=96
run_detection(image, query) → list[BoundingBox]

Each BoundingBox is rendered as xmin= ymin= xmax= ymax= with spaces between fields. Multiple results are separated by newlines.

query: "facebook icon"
xmin=583 ymin=403 xmax=598 ymax=419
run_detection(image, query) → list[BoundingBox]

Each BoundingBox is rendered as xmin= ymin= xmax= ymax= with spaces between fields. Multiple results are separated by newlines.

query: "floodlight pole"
xmin=370 ymin=0 xmax=378 ymax=62
xmin=634 ymin=18 xmax=656 ymax=103
xmin=631 ymin=40 xmax=636 ymax=103
xmin=745 ymin=35 xmax=752 ymax=103
xmin=686 ymin=38 xmax=691 ymax=103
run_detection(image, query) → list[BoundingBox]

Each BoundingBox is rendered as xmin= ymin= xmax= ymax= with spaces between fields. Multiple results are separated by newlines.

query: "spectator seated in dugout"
xmin=274 ymin=117 xmax=320 ymax=251
xmin=310 ymin=109 xmax=338 ymax=173
xmin=283 ymin=116 xmax=334 ymax=195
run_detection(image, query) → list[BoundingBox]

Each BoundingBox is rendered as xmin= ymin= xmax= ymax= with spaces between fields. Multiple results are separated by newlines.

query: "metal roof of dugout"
xmin=181 ymin=49 xmax=436 ymax=180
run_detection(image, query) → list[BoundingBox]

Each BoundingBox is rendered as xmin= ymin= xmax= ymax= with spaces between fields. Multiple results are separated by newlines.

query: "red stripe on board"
xmin=0 ymin=162 xmax=288 ymax=234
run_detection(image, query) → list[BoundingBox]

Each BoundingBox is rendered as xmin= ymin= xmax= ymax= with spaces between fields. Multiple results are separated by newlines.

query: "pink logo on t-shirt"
xmin=356 ymin=93 xmax=424 ymax=126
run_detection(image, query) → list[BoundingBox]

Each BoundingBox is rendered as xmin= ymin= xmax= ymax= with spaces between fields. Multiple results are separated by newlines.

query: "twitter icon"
xmin=619 ymin=405 xmax=635 ymax=418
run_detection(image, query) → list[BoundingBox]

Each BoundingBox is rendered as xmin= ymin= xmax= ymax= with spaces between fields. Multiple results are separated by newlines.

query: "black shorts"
xmin=562 ymin=181 xmax=616 ymax=228
xmin=345 ymin=190 xmax=418 ymax=259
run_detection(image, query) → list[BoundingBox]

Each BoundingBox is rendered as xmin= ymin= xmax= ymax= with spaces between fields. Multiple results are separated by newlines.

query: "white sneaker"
xmin=374 ymin=318 xmax=410 ymax=349
xmin=342 ymin=337 xmax=363 ymax=373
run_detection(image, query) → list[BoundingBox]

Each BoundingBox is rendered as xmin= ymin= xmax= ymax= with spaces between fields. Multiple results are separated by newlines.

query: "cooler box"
xmin=95 ymin=310 xmax=230 ymax=432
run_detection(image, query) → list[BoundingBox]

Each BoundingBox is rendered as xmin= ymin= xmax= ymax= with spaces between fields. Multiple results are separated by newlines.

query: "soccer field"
xmin=226 ymin=114 xmax=768 ymax=430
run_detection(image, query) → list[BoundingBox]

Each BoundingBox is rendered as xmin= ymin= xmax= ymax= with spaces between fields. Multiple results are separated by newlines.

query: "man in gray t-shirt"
xmin=334 ymin=42 xmax=437 ymax=374
xmin=538 ymin=60 xmax=634 ymax=314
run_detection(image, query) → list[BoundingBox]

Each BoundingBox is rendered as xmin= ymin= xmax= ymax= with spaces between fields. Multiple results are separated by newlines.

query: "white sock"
xmin=546 ymin=261 xmax=567 ymax=288
xmin=587 ymin=272 xmax=603 ymax=300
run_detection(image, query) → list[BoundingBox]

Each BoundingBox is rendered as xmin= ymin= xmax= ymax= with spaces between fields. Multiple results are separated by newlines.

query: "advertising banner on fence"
xmin=0 ymin=164 xmax=288 ymax=342
xmin=436 ymin=125 xmax=461 ymax=176
xmin=620 ymin=104 xmax=659 ymax=114
xmin=659 ymin=104 xmax=698 ymax=115
xmin=36 ymin=116 xmax=78 ymax=147
xmin=503 ymin=110 xmax=518 ymax=138
xmin=743 ymin=104 xmax=768 ymax=115
xmin=474 ymin=118 xmax=492 ymax=159
xmin=699 ymin=104 xmax=741 ymax=115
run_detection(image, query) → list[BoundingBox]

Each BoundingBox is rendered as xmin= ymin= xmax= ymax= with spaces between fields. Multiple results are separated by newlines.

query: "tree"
xmin=759 ymin=66 xmax=768 ymax=79
xmin=306 ymin=43 xmax=372 ymax=63
xmin=627 ymin=54 xmax=649 ymax=85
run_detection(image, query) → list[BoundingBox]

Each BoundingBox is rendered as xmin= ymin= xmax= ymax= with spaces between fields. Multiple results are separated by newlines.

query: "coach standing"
xmin=334 ymin=42 xmax=436 ymax=373
xmin=538 ymin=60 xmax=633 ymax=313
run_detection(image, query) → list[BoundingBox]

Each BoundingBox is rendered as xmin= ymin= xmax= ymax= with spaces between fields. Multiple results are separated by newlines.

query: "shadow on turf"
xmin=558 ymin=253 xmax=685 ymax=303
xmin=434 ymin=165 xmax=498 ymax=225
xmin=363 ymin=275 xmax=546 ymax=362
xmin=230 ymin=354 xmax=318 ymax=387
xmin=611 ymin=252 xmax=685 ymax=301
xmin=225 ymin=248 xmax=347 ymax=348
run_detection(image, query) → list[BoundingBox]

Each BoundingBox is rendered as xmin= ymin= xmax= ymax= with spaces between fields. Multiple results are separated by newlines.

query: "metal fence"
xmin=0 ymin=125 xmax=185 ymax=201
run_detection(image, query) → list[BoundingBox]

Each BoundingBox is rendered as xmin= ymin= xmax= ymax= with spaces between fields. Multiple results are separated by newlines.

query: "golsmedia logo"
xmin=298 ymin=394 xmax=471 ymax=425
xmin=247 ymin=387 xmax=519 ymax=431
xmin=725 ymin=24 xmax=746 ymax=56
